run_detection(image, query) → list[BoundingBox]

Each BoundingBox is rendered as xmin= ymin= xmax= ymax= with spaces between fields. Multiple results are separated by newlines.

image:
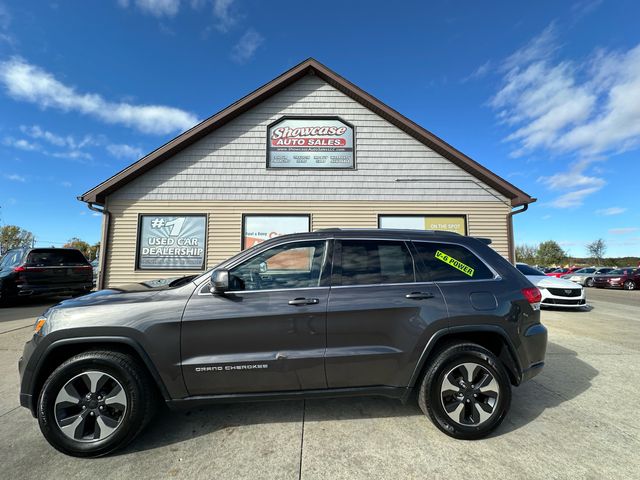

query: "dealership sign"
xmin=267 ymin=117 xmax=354 ymax=168
xmin=137 ymin=215 xmax=206 ymax=270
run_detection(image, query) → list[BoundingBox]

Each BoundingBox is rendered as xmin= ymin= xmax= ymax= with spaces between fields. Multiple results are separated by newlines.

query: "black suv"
xmin=0 ymin=248 xmax=93 ymax=305
xmin=18 ymin=230 xmax=547 ymax=457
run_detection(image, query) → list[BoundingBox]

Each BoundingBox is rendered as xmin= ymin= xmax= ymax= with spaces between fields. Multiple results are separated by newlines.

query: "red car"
xmin=546 ymin=267 xmax=582 ymax=278
xmin=592 ymin=268 xmax=639 ymax=290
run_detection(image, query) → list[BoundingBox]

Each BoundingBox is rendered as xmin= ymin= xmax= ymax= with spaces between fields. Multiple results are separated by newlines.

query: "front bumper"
xmin=18 ymin=334 xmax=44 ymax=417
xmin=539 ymin=287 xmax=586 ymax=308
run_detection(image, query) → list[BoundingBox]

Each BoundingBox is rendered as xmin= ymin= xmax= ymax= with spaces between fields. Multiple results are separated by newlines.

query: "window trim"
xmin=333 ymin=239 xmax=417 ymax=287
xmin=410 ymin=239 xmax=500 ymax=283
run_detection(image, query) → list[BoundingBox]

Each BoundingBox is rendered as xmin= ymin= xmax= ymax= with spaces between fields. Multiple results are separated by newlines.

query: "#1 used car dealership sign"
xmin=267 ymin=117 xmax=354 ymax=168
xmin=137 ymin=215 xmax=206 ymax=270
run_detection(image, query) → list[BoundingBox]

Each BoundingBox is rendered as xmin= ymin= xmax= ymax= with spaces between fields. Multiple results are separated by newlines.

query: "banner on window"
xmin=137 ymin=215 xmax=206 ymax=270
xmin=378 ymin=215 xmax=467 ymax=235
xmin=243 ymin=215 xmax=310 ymax=249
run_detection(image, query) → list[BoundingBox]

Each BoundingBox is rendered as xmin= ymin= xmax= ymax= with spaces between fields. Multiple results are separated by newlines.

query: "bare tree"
xmin=586 ymin=238 xmax=607 ymax=265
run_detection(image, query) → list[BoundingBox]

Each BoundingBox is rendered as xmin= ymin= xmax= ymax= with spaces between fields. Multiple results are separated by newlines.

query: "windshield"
xmin=553 ymin=268 xmax=568 ymax=273
xmin=574 ymin=268 xmax=594 ymax=274
xmin=516 ymin=264 xmax=545 ymax=276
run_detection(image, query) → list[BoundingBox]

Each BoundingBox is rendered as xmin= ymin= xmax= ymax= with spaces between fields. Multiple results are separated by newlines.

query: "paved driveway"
xmin=1 ymin=290 xmax=639 ymax=479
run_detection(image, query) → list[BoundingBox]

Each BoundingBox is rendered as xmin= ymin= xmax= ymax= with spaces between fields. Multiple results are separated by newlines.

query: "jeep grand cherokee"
xmin=18 ymin=229 xmax=547 ymax=457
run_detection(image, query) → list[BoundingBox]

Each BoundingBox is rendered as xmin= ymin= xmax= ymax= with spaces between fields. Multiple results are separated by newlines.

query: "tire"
xmin=624 ymin=280 xmax=636 ymax=291
xmin=585 ymin=278 xmax=594 ymax=288
xmin=418 ymin=343 xmax=511 ymax=440
xmin=37 ymin=350 xmax=157 ymax=457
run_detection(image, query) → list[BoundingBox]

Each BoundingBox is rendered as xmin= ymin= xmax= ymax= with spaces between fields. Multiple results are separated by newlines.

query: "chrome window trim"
xmin=197 ymin=285 xmax=329 ymax=296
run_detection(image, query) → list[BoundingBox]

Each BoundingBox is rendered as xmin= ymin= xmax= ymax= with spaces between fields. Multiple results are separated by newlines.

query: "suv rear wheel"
xmin=37 ymin=350 xmax=157 ymax=457
xmin=418 ymin=343 xmax=511 ymax=440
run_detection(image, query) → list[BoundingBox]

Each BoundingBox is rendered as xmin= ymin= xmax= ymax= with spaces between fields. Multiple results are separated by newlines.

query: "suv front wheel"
xmin=37 ymin=350 xmax=157 ymax=457
xmin=418 ymin=343 xmax=511 ymax=440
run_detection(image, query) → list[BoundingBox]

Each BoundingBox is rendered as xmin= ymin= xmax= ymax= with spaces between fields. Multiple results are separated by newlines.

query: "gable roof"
xmin=79 ymin=58 xmax=535 ymax=207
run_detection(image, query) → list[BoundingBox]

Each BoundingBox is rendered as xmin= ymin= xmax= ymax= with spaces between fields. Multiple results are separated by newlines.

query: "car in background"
xmin=516 ymin=263 xmax=586 ymax=308
xmin=90 ymin=259 xmax=99 ymax=286
xmin=546 ymin=266 xmax=583 ymax=278
xmin=562 ymin=267 xmax=615 ymax=287
xmin=592 ymin=268 xmax=639 ymax=290
xmin=0 ymin=248 xmax=93 ymax=305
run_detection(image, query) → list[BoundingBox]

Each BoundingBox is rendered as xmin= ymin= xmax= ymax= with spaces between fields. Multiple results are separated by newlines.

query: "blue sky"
xmin=0 ymin=0 xmax=638 ymax=257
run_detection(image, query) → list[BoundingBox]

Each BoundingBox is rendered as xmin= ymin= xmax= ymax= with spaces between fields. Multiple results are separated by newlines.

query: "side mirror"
xmin=210 ymin=269 xmax=229 ymax=295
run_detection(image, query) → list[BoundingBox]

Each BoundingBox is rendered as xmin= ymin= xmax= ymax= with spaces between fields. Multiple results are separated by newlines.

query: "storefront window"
xmin=242 ymin=215 xmax=310 ymax=249
xmin=378 ymin=215 xmax=467 ymax=235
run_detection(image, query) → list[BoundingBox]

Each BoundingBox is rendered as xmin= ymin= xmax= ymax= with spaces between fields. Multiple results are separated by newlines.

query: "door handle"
xmin=405 ymin=292 xmax=435 ymax=300
xmin=288 ymin=297 xmax=320 ymax=306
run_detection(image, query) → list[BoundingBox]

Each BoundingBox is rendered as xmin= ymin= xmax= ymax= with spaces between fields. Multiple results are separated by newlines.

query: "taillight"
xmin=521 ymin=287 xmax=542 ymax=304
xmin=13 ymin=266 xmax=45 ymax=272
xmin=73 ymin=265 xmax=93 ymax=273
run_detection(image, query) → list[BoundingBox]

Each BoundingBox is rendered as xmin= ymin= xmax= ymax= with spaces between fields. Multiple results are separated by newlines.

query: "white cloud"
xmin=537 ymin=159 xmax=605 ymax=208
xmin=609 ymin=227 xmax=639 ymax=235
xmin=0 ymin=2 xmax=13 ymax=44
xmin=231 ymin=29 xmax=263 ymax=64
xmin=118 ymin=0 xmax=181 ymax=17
xmin=20 ymin=124 xmax=97 ymax=149
xmin=595 ymin=207 xmax=627 ymax=216
xmin=107 ymin=143 xmax=143 ymax=159
xmin=51 ymin=150 xmax=93 ymax=161
xmin=3 ymin=173 xmax=25 ymax=182
xmin=212 ymin=0 xmax=237 ymax=32
xmin=61 ymin=181 xmax=72 ymax=187
xmin=0 ymin=57 xmax=198 ymax=135
xmin=461 ymin=60 xmax=492 ymax=83
xmin=2 ymin=136 xmax=39 ymax=151
xmin=492 ymin=26 xmax=640 ymax=158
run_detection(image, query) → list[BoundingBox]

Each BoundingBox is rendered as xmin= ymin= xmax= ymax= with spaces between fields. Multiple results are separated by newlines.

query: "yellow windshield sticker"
xmin=435 ymin=250 xmax=475 ymax=277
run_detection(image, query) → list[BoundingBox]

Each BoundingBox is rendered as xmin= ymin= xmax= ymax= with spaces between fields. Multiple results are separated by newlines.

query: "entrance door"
xmin=181 ymin=239 xmax=330 ymax=396
xmin=325 ymin=239 xmax=449 ymax=388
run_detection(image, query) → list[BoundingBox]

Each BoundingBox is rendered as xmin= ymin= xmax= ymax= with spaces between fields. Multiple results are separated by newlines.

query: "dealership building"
xmin=80 ymin=59 xmax=535 ymax=288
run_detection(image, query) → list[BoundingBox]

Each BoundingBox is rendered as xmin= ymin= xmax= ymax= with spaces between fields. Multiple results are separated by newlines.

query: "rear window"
xmin=339 ymin=240 xmax=414 ymax=286
xmin=26 ymin=249 xmax=88 ymax=267
xmin=413 ymin=241 xmax=494 ymax=282
xmin=1 ymin=250 xmax=24 ymax=268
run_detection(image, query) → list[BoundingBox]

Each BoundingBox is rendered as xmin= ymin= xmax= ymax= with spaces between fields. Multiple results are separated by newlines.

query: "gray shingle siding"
xmin=111 ymin=75 xmax=508 ymax=204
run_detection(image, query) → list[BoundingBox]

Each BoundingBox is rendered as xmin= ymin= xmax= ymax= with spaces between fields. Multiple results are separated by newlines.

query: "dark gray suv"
xmin=18 ymin=229 xmax=547 ymax=457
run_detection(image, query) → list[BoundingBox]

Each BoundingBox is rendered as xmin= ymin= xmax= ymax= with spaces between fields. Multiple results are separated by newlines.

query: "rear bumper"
xmin=15 ymin=283 xmax=92 ymax=297
xmin=520 ymin=323 xmax=547 ymax=383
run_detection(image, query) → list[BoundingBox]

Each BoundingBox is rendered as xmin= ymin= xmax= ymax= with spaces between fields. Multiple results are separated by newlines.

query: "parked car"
xmin=19 ymin=229 xmax=547 ymax=457
xmin=562 ymin=267 xmax=615 ymax=287
xmin=0 ymin=248 xmax=93 ymax=305
xmin=546 ymin=266 xmax=582 ymax=278
xmin=592 ymin=268 xmax=639 ymax=290
xmin=516 ymin=263 xmax=586 ymax=308
xmin=90 ymin=259 xmax=99 ymax=287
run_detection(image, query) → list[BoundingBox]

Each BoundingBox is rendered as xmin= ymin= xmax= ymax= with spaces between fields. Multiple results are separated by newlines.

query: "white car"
xmin=516 ymin=263 xmax=586 ymax=308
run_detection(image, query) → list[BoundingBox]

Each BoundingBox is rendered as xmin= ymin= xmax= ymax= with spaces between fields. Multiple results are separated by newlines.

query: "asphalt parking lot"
xmin=1 ymin=288 xmax=639 ymax=479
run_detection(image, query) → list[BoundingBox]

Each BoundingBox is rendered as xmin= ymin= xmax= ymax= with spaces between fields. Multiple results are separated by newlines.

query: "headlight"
xmin=34 ymin=316 xmax=47 ymax=335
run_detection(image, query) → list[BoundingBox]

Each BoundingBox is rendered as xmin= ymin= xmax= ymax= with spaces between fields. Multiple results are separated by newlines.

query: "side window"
xmin=339 ymin=240 xmax=414 ymax=286
xmin=229 ymin=240 xmax=326 ymax=291
xmin=413 ymin=242 xmax=494 ymax=282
